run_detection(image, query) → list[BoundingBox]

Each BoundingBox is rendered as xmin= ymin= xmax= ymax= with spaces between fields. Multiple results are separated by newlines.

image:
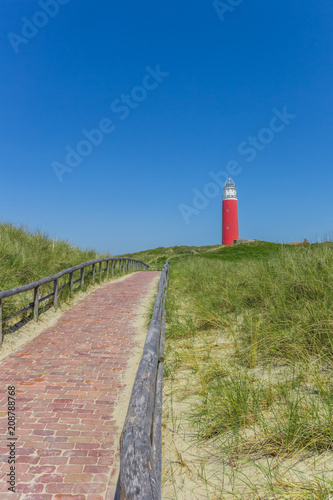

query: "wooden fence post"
xmin=99 ymin=262 xmax=102 ymax=280
xmin=54 ymin=279 xmax=58 ymax=309
xmin=92 ymin=263 xmax=96 ymax=284
xmin=70 ymin=272 xmax=74 ymax=296
xmin=119 ymin=261 xmax=169 ymax=499
xmin=106 ymin=260 xmax=110 ymax=279
xmin=112 ymin=260 xmax=114 ymax=277
xmin=33 ymin=286 xmax=39 ymax=322
xmin=81 ymin=268 xmax=85 ymax=289
xmin=153 ymin=361 xmax=164 ymax=499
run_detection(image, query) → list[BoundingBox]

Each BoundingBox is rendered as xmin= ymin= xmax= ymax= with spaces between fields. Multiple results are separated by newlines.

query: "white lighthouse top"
xmin=223 ymin=177 xmax=238 ymax=200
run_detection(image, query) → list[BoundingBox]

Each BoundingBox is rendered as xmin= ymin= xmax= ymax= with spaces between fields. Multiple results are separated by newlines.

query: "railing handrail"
xmin=119 ymin=260 xmax=169 ymax=499
xmin=0 ymin=253 xmax=169 ymax=497
xmin=0 ymin=257 xmax=153 ymax=345
xmin=0 ymin=257 xmax=149 ymax=300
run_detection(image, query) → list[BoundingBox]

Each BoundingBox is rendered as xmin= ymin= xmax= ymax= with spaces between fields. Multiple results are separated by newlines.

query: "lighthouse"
xmin=222 ymin=177 xmax=239 ymax=245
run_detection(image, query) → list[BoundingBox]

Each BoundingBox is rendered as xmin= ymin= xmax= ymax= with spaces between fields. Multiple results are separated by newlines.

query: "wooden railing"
xmin=0 ymin=257 xmax=170 ymax=499
xmin=0 ymin=257 xmax=150 ymax=346
xmin=119 ymin=261 xmax=169 ymax=499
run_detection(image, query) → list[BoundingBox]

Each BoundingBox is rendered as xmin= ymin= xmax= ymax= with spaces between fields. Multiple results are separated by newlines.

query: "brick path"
xmin=0 ymin=271 xmax=160 ymax=499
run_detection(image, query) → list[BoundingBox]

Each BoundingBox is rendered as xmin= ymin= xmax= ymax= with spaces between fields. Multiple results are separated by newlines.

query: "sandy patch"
xmin=161 ymin=328 xmax=333 ymax=499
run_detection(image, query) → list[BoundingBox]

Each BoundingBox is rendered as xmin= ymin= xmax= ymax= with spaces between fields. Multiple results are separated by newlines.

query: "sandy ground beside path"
xmin=161 ymin=330 xmax=333 ymax=500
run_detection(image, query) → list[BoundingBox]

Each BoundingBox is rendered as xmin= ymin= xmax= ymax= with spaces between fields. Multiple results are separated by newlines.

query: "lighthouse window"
xmin=227 ymin=226 xmax=229 ymax=229
xmin=227 ymin=209 xmax=229 ymax=212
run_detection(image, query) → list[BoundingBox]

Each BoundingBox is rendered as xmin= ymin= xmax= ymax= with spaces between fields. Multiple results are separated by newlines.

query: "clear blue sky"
xmin=1 ymin=0 xmax=332 ymax=254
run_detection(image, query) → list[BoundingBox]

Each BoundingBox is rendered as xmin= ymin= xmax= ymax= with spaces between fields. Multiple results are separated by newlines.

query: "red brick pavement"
xmin=0 ymin=271 xmax=160 ymax=499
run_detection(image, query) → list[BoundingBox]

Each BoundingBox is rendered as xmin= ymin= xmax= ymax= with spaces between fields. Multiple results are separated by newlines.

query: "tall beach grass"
xmin=0 ymin=222 xmax=105 ymax=325
xmin=163 ymin=241 xmax=333 ymax=497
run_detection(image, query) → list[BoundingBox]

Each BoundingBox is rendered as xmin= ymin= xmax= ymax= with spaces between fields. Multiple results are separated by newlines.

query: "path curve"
xmin=0 ymin=271 xmax=160 ymax=499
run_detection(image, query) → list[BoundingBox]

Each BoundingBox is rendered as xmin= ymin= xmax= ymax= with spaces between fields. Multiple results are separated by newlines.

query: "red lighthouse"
xmin=222 ymin=177 xmax=239 ymax=245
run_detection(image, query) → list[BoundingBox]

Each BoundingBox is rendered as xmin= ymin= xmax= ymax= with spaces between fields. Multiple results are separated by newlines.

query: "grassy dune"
xmin=161 ymin=241 xmax=333 ymax=499
xmin=0 ymin=223 xmax=104 ymax=324
xmin=122 ymin=243 xmax=223 ymax=266
xmin=2 ymin=225 xmax=333 ymax=495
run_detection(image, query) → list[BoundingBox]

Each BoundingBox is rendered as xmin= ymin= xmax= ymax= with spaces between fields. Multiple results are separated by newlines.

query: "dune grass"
xmin=0 ymin=223 xmax=108 ymax=327
xmin=2 ymin=225 xmax=333 ymax=495
xmin=162 ymin=241 xmax=333 ymax=498
xmin=174 ymin=242 xmax=333 ymax=362
xmin=122 ymin=244 xmax=222 ymax=267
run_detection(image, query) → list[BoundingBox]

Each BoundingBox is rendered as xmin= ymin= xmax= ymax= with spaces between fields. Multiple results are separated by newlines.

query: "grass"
xmin=173 ymin=242 xmax=333 ymax=362
xmin=160 ymin=240 xmax=333 ymax=498
xmin=2 ymin=225 xmax=333 ymax=496
xmin=0 ymin=222 xmax=109 ymax=329
xmin=122 ymin=243 xmax=223 ymax=267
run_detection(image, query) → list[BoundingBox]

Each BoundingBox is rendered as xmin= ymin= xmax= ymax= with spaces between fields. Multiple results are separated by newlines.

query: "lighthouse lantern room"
xmin=222 ymin=177 xmax=239 ymax=245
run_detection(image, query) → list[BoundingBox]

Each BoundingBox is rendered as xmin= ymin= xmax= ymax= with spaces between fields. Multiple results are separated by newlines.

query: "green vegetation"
xmin=0 ymin=223 xmax=107 ymax=326
xmin=124 ymin=240 xmax=283 ymax=266
xmin=161 ymin=240 xmax=333 ymax=498
xmin=2 ymin=224 xmax=333 ymax=496
xmin=122 ymin=243 xmax=222 ymax=266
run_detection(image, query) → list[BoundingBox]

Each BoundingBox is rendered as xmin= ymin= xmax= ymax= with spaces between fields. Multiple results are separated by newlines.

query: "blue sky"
xmin=1 ymin=0 xmax=332 ymax=254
